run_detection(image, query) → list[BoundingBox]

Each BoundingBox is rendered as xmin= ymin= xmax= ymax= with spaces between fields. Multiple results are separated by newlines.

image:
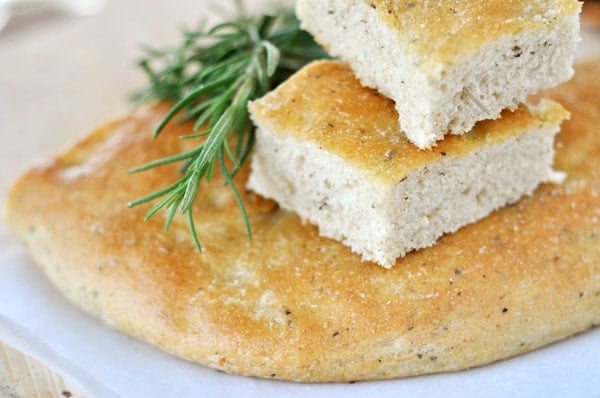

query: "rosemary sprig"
xmin=128 ymin=5 xmax=327 ymax=251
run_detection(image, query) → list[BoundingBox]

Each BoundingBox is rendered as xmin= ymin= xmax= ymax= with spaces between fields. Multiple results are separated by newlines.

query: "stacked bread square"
xmin=296 ymin=0 xmax=581 ymax=149
xmin=248 ymin=0 xmax=581 ymax=267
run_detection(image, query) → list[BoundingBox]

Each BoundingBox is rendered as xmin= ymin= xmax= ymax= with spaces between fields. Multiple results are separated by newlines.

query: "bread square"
xmin=248 ymin=61 xmax=568 ymax=267
xmin=296 ymin=0 xmax=580 ymax=148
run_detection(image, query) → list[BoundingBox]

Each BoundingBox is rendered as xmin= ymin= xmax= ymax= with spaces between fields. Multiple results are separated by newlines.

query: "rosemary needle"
xmin=128 ymin=5 xmax=328 ymax=251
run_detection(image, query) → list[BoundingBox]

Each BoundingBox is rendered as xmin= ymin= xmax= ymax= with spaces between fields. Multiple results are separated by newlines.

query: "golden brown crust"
xmin=582 ymin=1 xmax=600 ymax=27
xmin=5 ymin=60 xmax=600 ymax=382
xmin=250 ymin=60 xmax=569 ymax=184
xmin=373 ymin=0 xmax=582 ymax=66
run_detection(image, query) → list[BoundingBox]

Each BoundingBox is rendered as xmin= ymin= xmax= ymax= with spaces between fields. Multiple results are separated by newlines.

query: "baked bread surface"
xmin=5 ymin=60 xmax=600 ymax=382
xmin=248 ymin=60 xmax=568 ymax=185
xmin=248 ymin=60 xmax=569 ymax=267
xmin=366 ymin=0 xmax=581 ymax=68
xmin=296 ymin=0 xmax=581 ymax=148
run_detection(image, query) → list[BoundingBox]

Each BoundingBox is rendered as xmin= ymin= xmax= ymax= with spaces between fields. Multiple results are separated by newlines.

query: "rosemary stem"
xmin=129 ymin=5 xmax=328 ymax=250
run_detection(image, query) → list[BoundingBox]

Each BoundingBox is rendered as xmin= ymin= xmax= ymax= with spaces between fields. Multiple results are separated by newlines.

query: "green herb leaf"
xmin=128 ymin=4 xmax=328 ymax=250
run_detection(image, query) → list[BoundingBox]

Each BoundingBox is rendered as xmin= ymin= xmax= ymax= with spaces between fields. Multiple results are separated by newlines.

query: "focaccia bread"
xmin=248 ymin=60 xmax=568 ymax=267
xmin=5 ymin=60 xmax=600 ymax=382
xmin=296 ymin=0 xmax=581 ymax=148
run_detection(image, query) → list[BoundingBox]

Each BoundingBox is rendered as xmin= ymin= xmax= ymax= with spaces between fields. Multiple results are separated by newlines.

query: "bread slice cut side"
xmin=248 ymin=61 xmax=569 ymax=267
xmin=296 ymin=0 xmax=581 ymax=148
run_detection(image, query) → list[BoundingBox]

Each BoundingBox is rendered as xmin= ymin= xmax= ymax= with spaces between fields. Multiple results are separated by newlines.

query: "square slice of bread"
xmin=247 ymin=61 xmax=569 ymax=267
xmin=296 ymin=0 xmax=580 ymax=149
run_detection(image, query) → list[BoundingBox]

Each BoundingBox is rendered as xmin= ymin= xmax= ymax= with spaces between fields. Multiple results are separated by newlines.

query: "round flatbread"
xmin=5 ymin=60 xmax=600 ymax=382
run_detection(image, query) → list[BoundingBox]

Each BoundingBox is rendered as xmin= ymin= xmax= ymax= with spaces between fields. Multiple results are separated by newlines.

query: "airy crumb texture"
xmin=296 ymin=0 xmax=581 ymax=148
xmin=248 ymin=61 xmax=569 ymax=267
xmin=5 ymin=60 xmax=600 ymax=383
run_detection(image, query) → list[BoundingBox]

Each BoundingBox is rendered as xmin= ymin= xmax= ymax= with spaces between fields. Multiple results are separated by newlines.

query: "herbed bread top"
xmin=5 ymin=60 xmax=600 ymax=382
xmin=364 ymin=0 xmax=581 ymax=68
xmin=249 ymin=60 xmax=569 ymax=184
